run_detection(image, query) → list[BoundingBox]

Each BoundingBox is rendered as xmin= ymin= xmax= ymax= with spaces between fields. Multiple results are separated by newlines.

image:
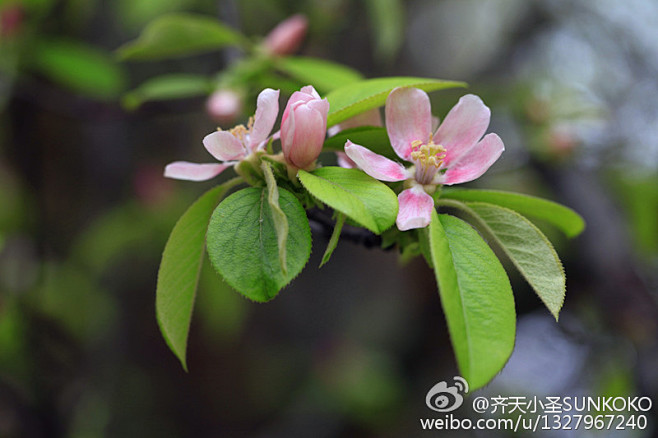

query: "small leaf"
xmin=117 ymin=13 xmax=248 ymax=61
xmin=441 ymin=188 xmax=585 ymax=238
xmin=323 ymin=126 xmax=397 ymax=160
xmin=206 ymin=187 xmax=311 ymax=302
xmin=466 ymin=202 xmax=565 ymax=320
xmin=31 ymin=38 xmax=126 ymax=100
xmin=156 ymin=179 xmax=240 ymax=370
xmin=123 ymin=74 xmax=212 ymax=109
xmin=325 ymin=77 xmax=466 ymax=128
xmin=426 ymin=211 xmax=515 ymax=390
xmin=320 ymin=212 xmax=345 ymax=267
xmin=277 ymin=56 xmax=363 ymax=93
xmin=298 ymin=167 xmax=398 ymax=234
xmin=261 ymin=161 xmax=289 ymax=275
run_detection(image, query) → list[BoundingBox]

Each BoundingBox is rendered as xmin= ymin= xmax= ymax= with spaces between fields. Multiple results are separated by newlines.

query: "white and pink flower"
xmin=345 ymin=87 xmax=504 ymax=230
xmin=165 ymin=88 xmax=280 ymax=181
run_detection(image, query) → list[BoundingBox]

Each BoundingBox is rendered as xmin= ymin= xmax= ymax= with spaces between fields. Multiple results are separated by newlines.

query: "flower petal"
xmin=336 ymin=151 xmax=357 ymax=168
xmin=307 ymin=96 xmax=330 ymax=115
xmin=431 ymin=115 xmax=440 ymax=133
xmin=248 ymin=88 xmax=280 ymax=150
xmin=437 ymin=133 xmax=504 ymax=185
xmin=396 ymin=186 xmax=434 ymax=230
xmin=385 ymin=87 xmax=432 ymax=161
xmin=203 ymin=131 xmax=246 ymax=161
xmin=433 ymin=94 xmax=490 ymax=167
xmin=164 ymin=161 xmax=230 ymax=181
xmin=344 ymin=140 xmax=408 ymax=182
xmin=283 ymin=87 xmax=320 ymax=124
xmin=300 ymin=85 xmax=321 ymax=99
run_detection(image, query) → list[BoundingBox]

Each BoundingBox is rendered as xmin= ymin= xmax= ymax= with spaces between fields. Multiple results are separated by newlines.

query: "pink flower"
xmin=263 ymin=14 xmax=308 ymax=56
xmin=206 ymin=89 xmax=243 ymax=126
xmin=281 ymin=85 xmax=329 ymax=169
xmin=165 ymin=88 xmax=279 ymax=181
xmin=345 ymin=87 xmax=504 ymax=230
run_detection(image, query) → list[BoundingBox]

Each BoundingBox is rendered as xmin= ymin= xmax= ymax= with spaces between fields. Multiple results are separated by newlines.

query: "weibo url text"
xmin=419 ymin=414 xmax=649 ymax=432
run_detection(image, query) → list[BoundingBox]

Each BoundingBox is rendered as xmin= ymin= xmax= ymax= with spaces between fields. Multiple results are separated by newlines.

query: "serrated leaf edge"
xmin=207 ymin=187 xmax=312 ymax=303
xmin=440 ymin=199 xmax=566 ymax=320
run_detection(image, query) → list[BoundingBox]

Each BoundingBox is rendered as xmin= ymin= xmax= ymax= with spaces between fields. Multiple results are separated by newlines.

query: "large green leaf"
xmin=466 ymin=202 xmax=565 ymax=320
xmin=156 ymin=180 xmax=239 ymax=370
xmin=323 ymin=127 xmax=396 ymax=160
xmin=324 ymin=77 xmax=466 ymax=127
xmin=441 ymin=189 xmax=585 ymax=238
xmin=117 ymin=13 xmax=248 ymax=61
xmin=277 ymin=56 xmax=363 ymax=93
xmin=31 ymin=38 xmax=126 ymax=100
xmin=427 ymin=212 xmax=515 ymax=389
xmin=123 ymin=74 xmax=212 ymax=109
xmin=298 ymin=167 xmax=398 ymax=234
xmin=206 ymin=187 xmax=311 ymax=302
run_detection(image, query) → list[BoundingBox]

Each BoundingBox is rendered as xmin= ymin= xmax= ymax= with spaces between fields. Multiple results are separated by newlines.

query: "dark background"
xmin=1 ymin=0 xmax=657 ymax=436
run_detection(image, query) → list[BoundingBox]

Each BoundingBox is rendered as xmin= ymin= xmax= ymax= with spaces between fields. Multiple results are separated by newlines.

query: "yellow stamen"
xmin=410 ymin=139 xmax=446 ymax=168
xmin=409 ymin=134 xmax=446 ymax=184
xmin=229 ymin=124 xmax=248 ymax=142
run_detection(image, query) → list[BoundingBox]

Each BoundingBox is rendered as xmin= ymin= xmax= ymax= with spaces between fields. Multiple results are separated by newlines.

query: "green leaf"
xmin=31 ymin=38 xmax=126 ymax=100
xmin=320 ymin=212 xmax=345 ymax=267
xmin=261 ymin=161 xmax=289 ymax=275
xmin=441 ymin=189 xmax=585 ymax=238
xmin=156 ymin=179 xmax=239 ymax=370
xmin=323 ymin=126 xmax=397 ymax=160
xmin=325 ymin=77 xmax=466 ymax=127
xmin=466 ymin=202 xmax=565 ymax=320
xmin=206 ymin=187 xmax=311 ymax=302
xmin=277 ymin=56 xmax=363 ymax=93
xmin=117 ymin=13 xmax=248 ymax=61
xmin=426 ymin=212 xmax=515 ymax=389
xmin=298 ymin=167 xmax=398 ymax=234
xmin=123 ymin=74 xmax=212 ymax=109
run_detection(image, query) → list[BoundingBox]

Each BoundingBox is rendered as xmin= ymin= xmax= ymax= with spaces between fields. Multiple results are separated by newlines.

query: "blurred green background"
xmin=1 ymin=0 xmax=657 ymax=436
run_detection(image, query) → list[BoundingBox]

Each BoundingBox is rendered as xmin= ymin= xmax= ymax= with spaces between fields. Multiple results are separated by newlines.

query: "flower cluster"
xmin=165 ymin=85 xmax=503 ymax=232
xmin=165 ymin=85 xmax=329 ymax=181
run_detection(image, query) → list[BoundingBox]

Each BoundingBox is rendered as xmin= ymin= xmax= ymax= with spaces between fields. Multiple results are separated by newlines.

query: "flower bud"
xmin=281 ymin=85 xmax=329 ymax=169
xmin=263 ymin=14 xmax=308 ymax=56
xmin=205 ymin=89 xmax=243 ymax=126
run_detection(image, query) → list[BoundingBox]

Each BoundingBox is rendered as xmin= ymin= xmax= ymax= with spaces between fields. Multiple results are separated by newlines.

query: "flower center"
xmin=227 ymin=116 xmax=256 ymax=148
xmin=410 ymin=138 xmax=446 ymax=184
xmin=229 ymin=124 xmax=249 ymax=142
